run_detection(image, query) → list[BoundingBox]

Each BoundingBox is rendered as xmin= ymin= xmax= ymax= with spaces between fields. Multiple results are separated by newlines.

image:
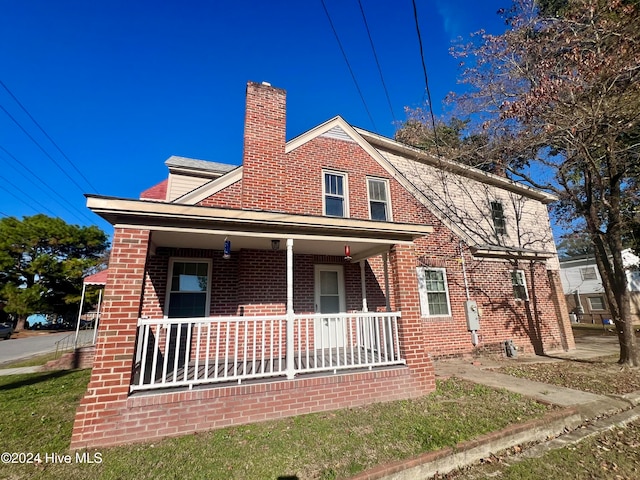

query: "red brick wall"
xmin=70 ymin=366 xmax=422 ymax=449
xmin=71 ymin=228 xmax=151 ymax=449
xmin=197 ymin=179 xmax=242 ymax=208
xmin=241 ymin=82 xmax=287 ymax=211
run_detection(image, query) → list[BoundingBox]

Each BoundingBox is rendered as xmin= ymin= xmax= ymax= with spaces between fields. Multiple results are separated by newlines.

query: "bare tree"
xmin=405 ymin=0 xmax=639 ymax=365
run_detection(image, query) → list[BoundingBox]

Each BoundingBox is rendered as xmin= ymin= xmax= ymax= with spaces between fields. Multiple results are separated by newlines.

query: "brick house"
xmin=70 ymin=81 xmax=574 ymax=449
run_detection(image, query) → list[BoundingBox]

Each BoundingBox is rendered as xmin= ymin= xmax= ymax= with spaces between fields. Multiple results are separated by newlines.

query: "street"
xmin=0 ymin=331 xmax=77 ymax=365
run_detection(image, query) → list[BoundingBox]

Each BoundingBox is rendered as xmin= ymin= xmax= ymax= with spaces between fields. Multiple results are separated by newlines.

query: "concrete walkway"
xmin=0 ymin=366 xmax=42 ymax=376
xmin=353 ymin=335 xmax=640 ymax=480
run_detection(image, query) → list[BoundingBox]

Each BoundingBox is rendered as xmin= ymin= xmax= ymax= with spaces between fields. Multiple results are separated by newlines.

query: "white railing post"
xmin=286 ymin=239 xmax=295 ymax=379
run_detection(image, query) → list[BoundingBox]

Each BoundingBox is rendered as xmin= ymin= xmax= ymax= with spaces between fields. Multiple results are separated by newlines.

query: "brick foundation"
xmin=70 ymin=366 xmax=423 ymax=449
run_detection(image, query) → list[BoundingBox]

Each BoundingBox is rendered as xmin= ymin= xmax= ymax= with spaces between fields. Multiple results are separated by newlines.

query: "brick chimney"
xmin=241 ymin=81 xmax=287 ymax=211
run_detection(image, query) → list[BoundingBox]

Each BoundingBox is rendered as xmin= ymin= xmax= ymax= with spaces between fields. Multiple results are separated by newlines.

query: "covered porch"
xmin=86 ymin=196 xmax=432 ymax=394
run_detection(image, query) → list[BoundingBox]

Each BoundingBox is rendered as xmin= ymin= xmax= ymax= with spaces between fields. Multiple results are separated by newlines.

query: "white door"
xmin=314 ymin=265 xmax=346 ymax=348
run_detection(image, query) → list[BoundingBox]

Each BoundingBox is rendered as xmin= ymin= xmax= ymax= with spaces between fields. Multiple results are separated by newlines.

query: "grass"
xmin=447 ymin=420 xmax=640 ymax=479
xmin=0 ymin=371 xmax=549 ymax=480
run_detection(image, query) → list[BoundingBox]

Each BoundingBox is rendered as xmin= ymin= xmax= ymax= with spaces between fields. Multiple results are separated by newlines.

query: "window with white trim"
xmin=323 ymin=171 xmax=347 ymax=217
xmin=511 ymin=269 xmax=529 ymax=301
xmin=166 ymin=259 xmax=211 ymax=317
xmin=417 ymin=267 xmax=451 ymax=317
xmin=580 ymin=266 xmax=597 ymax=280
xmin=588 ymin=296 xmax=605 ymax=311
xmin=491 ymin=201 xmax=506 ymax=236
xmin=367 ymin=177 xmax=391 ymax=221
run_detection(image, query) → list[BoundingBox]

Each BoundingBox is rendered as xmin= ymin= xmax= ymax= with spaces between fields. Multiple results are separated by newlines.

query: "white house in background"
xmin=559 ymin=249 xmax=640 ymax=324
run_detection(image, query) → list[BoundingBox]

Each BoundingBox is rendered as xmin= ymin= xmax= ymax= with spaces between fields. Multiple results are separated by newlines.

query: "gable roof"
xmin=149 ymin=115 xmax=557 ymax=259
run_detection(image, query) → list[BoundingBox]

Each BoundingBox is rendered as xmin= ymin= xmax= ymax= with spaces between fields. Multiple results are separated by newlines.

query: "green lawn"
xmin=0 ymin=371 xmax=549 ymax=480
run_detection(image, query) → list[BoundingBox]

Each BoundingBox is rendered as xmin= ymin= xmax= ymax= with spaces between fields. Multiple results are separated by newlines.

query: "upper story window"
xmin=511 ymin=269 xmax=529 ymax=301
xmin=491 ymin=201 xmax=506 ymax=236
xmin=416 ymin=267 xmax=451 ymax=317
xmin=580 ymin=266 xmax=597 ymax=280
xmin=367 ymin=177 xmax=391 ymax=221
xmin=323 ymin=171 xmax=348 ymax=217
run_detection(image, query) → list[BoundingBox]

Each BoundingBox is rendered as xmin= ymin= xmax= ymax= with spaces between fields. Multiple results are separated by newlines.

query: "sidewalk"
xmin=353 ymin=335 xmax=640 ymax=480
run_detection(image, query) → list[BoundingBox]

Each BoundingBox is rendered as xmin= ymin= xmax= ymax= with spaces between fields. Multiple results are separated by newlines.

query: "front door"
xmin=314 ymin=265 xmax=346 ymax=348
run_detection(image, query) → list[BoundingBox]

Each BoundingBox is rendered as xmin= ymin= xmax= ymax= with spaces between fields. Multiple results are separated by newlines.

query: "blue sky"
xmin=0 ymin=0 xmax=509 ymax=235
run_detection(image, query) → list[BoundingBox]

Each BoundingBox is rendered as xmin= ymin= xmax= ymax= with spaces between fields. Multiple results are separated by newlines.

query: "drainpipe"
xmin=286 ymin=239 xmax=295 ymax=379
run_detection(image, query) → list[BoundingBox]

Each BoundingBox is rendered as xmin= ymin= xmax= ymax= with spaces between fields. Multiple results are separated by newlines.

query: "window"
xmin=367 ymin=178 xmax=390 ymax=221
xmin=323 ymin=171 xmax=347 ymax=217
xmin=588 ymin=296 xmax=605 ymax=311
xmin=511 ymin=270 xmax=529 ymax=301
xmin=580 ymin=267 xmax=597 ymax=280
xmin=417 ymin=267 xmax=451 ymax=317
xmin=491 ymin=201 xmax=506 ymax=236
xmin=166 ymin=259 xmax=211 ymax=317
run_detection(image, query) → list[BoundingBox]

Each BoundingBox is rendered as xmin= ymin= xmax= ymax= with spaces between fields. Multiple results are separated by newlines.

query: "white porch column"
xmin=359 ymin=260 xmax=368 ymax=313
xmin=383 ymin=251 xmax=391 ymax=312
xmin=286 ymin=238 xmax=295 ymax=379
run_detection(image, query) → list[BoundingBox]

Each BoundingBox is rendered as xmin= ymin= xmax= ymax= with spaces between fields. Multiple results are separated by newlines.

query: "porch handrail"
xmin=131 ymin=311 xmax=404 ymax=393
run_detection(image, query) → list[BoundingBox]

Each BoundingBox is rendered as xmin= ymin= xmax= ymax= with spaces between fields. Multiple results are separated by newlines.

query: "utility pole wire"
xmin=357 ymin=0 xmax=396 ymax=123
xmin=0 ymin=79 xmax=98 ymax=192
xmin=0 ymin=145 xmax=95 ymax=224
xmin=0 ymin=103 xmax=88 ymax=195
xmin=321 ymin=0 xmax=378 ymax=132
xmin=411 ymin=0 xmax=441 ymax=157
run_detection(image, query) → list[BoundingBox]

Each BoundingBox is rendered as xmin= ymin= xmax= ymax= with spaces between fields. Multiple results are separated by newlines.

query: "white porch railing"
xmin=131 ymin=312 xmax=404 ymax=392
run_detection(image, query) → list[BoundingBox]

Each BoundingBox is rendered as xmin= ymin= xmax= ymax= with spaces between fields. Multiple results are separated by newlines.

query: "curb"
xmin=350 ymin=408 xmax=583 ymax=480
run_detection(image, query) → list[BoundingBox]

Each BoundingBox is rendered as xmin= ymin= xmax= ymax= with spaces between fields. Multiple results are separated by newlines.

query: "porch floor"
xmin=132 ymin=347 xmax=399 ymax=389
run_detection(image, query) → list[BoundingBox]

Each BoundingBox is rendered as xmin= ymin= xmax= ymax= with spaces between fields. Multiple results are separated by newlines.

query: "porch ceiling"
xmin=86 ymin=195 xmax=433 ymax=260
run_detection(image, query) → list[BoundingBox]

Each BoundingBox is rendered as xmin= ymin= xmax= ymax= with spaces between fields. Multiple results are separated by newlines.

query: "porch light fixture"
xmin=271 ymin=239 xmax=280 ymax=251
xmin=344 ymin=244 xmax=352 ymax=261
xmin=223 ymin=237 xmax=231 ymax=259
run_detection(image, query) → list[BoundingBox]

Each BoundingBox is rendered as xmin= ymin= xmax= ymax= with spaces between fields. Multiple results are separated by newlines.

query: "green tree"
xmin=0 ymin=214 xmax=109 ymax=331
xmin=402 ymin=0 xmax=639 ymax=365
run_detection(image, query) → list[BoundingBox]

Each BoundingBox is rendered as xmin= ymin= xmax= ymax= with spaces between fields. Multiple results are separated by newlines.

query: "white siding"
xmin=167 ymin=174 xmax=211 ymax=201
xmin=379 ymin=149 xmax=557 ymax=256
xmin=559 ymin=264 xmax=604 ymax=295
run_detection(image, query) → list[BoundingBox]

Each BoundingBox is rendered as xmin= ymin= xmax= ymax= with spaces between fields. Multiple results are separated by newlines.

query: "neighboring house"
xmin=559 ymin=249 xmax=640 ymax=324
xmin=71 ymin=81 xmax=574 ymax=449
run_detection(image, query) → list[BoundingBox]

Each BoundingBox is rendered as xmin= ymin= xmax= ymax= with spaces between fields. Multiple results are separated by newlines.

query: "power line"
xmin=357 ymin=0 xmax=396 ymax=123
xmin=0 ymin=172 xmax=59 ymax=217
xmin=320 ymin=0 xmax=378 ymax=131
xmin=0 ymin=145 xmax=96 ymax=224
xmin=0 ymin=103 xmax=89 ymax=195
xmin=411 ymin=0 xmax=441 ymax=157
xmin=0 ymin=79 xmax=99 ymax=193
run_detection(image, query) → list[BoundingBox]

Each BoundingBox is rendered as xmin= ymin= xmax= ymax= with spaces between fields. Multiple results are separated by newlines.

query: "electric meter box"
xmin=464 ymin=300 xmax=480 ymax=331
